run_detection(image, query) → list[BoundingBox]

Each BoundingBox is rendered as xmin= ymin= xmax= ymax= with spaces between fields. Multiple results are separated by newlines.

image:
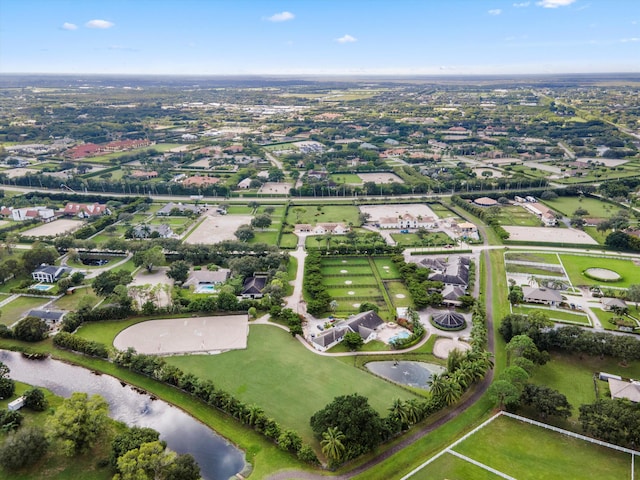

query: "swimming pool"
xmin=389 ymin=330 xmax=411 ymax=343
xmin=32 ymin=284 xmax=54 ymax=291
xmin=195 ymin=284 xmax=217 ymax=294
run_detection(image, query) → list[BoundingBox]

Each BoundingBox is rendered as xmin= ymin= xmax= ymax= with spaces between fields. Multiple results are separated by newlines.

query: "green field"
xmin=504 ymin=251 xmax=561 ymax=264
xmin=82 ymin=143 xmax=182 ymax=164
xmin=390 ymin=232 xmax=452 ymax=247
xmin=512 ymin=306 xmax=591 ymax=325
xmin=167 ymin=325 xmax=418 ymax=444
xmin=249 ymin=230 xmax=279 ymax=245
xmin=495 ymin=205 xmax=542 ymax=227
xmin=0 ymin=296 xmax=51 ymax=326
xmin=278 ymin=233 xmax=298 ymax=249
xmin=450 ymin=415 xmax=633 ymax=480
xmin=329 ymin=173 xmax=363 ymax=184
xmin=532 ymin=351 xmax=640 ymax=417
xmin=505 ymin=263 xmax=566 ymax=277
xmin=592 ymin=307 xmax=639 ymax=332
xmin=386 ymin=281 xmax=413 ymax=308
xmin=373 ymin=258 xmax=401 ymax=279
xmin=559 ymin=254 xmax=638 ymax=288
xmin=53 ymin=287 xmax=100 ymax=311
xmin=411 ymin=451 xmax=503 ymax=480
xmin=541 ymin=195 xmax=624 ymax=218
xmin=225 ymin=205 xmax=254 ymax=215
xmin=287 ymin=204 xmax=361 ymax=226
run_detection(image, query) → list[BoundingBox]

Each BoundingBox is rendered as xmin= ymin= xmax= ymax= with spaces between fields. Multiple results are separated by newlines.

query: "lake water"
xmin=365 ymin=360 xmax=446 ymax=390
xmin=0 ymin=350 xmax=245 ymax=480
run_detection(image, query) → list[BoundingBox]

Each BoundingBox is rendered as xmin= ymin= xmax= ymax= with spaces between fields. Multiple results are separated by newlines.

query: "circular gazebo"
xmin=432 ymin=311 xmax=466 ymax=331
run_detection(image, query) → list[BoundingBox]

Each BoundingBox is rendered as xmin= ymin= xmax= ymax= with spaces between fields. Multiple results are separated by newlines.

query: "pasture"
xmin=541 ymin=195 xmax=624 ymax=219
xmin=511 ymin=306 xmax=591 ymax=325
xmin=559 ymin=254 xmax=639 ymax=288
xmin=494 ymin=206 xmax=542 ymax=227
xmin=504 ymin=251 xmax=560 ymax=264
xmin=287 ymin=204 xmax=361 ymax=226
xmin=166 ymin=325 xmax=418 ymax=444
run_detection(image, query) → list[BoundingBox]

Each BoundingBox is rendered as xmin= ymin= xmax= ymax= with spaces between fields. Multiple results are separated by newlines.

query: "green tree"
xmin=110 ymin=426 xmax=162 ymax=467
xmin=23 ymin=387 xmax=47 ymax=411
xmin=488 ymin=380 xmax=521 ymax=410
xmin=47 ymin=392 xmax=109 ymax=456
xmin=114 ymin=440 xmax=169 ymax=480
xmin=92 ymin=270 xmax=133 ymax=297
xmin=234 ymin=224 xmax=255 ymax=242
xmin=0 ymin=362 xmax=14 ymax=400
xmin=342 ymin=331 xmax=364 ymax=351
xmin=167 ymin=260 xmax=190 ymax=284
xmin=21 ymin=243 xmax=58 ymax=272
xmin=0 ymin=426 xmax=48 ymax=470
xmin=627 ymin=284 xmax=640 ymax=309
xmin=388 ymin=399 xmax=409 ymax=429
xmin=13 ymin=316 xmax=48 ymax=342
xmin=521 ymin=384 xmax=572 ymax=419
xmin=162 ymin=453 xmax=201 ymax=480
xmin=251 ymin=214 xmax=272 ymax=230
xmin=320 ymin=427 xmax=346 ymax=464
xmin=137 ymin=245 xmax=165 ymax=273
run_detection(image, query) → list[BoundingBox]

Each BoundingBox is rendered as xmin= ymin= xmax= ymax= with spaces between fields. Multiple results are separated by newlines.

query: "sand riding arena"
xmin=113 ymin=315 xmax=249 ymax=355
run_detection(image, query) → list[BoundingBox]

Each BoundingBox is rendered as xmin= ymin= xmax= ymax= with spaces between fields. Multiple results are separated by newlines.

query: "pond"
xmin=365 ymin=361 xmax=445 ymax=390
xmin=0 ymin=350 xmax=245 ymax=480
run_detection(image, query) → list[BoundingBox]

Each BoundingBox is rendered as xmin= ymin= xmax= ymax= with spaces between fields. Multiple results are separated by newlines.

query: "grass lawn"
xmin=287 ymin=205 xmax=361 ymax=226
xmin=53 ymin=287 xmax=99 ymax=311
xmin=321 ymin=264 xmax=374 ymax=276
xmin=279 ymin=233 xmax=298 ymax=249
xmin=531 ymin=351 xmax=640 ymax=420
xmin=452 ymin=415 xmax=633 ymax=480
xmin=559 ymin=254 xmax=638 ymax=288
xmin=329 ymin=173 xmax=363 ymax=184
xmin=248 ymin=230 xmax=279 ymax=245
xmin=0 ymin=296 xmax=51 ymax=326
xmin=504 ymin=251 xmax=561 ymax=264
xmin=505 ymin=264 xmax=566 ymax=277
xmin=495 ymin=206 xmax=542 ymax=227
xmin=512 ymin=306 xmax=591 ymax=325
xmin=0 ymin=278 xmax=27 ymax=294
xmin=541 ymin=196 xmax=625 ymax=219
xmin=226 ymin=205 xmax=255 ymax=215
xmin=390 ymin=232 xmax=452 ymax=247
xmin=110 ymin=258 xmax=137 ymax=274
xmin=410 ymin=451 xmax=502 ymax=480
xmin=428 ymin=203 xmax=459 ymax=219
xmin=386 ymin=281 xmax=413 ymax=308
xmin=583 ymin=226 xmax=608 ymax=244
xmin=592 ymin=307 xmax=639 ymax=332
xmin=373 ymin=257 xmax=401 ymax=279
xmin=166 ymin=325 xmax=419 ymax=444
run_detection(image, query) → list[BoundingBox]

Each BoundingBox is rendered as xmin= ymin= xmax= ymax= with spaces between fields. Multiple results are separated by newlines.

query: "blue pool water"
xmin=32 ymin=284 xmax=53 ymax=291
xmin=195 ymin=284 xmax=217 ymax=294
xmin=389 ymin=330 xmax=411 ymax=343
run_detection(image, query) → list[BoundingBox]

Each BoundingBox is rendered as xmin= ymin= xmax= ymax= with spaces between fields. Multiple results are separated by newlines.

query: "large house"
xmin=63 ymin=202 xmax=110 ymax=218
xmin=313 ymin=223 xmax=350 ymax=235
xmin=237 ymin=178 xmax=253 ymax=189
xmin=311 ymin=310 xmax=384 ymax=352
xmin=241 ymin=275 xmax=268 ymax=299
xmin=131 ymin=224 xmax=173 ymax=239
xmin=156 ymin=202 xmax=201 ymax=216
xmin=11 ymin=206 xmax=55 ymax=222
xmin=427 ymin=256 xmax=471 ymax=288
xmin=32 ymin=264 xmax=71 ymax=283
xmin=27 ymin=309 xmax=67 ymax=325
xmin=183 ymin=268 xmax=230 ymax=289
xmin=378 ymin=214 xmax=436 ymax=230
xmin=608 ymin=378 xmax=640 ymax=403
xmin=522 ymin=286 xmax=563 ymax=306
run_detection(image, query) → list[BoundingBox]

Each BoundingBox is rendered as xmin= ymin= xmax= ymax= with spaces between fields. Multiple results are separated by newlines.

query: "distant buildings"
xmin=65 ymin=139 xmax=151 ymax=159
xmin=63 ymin=202 xmax=110 ymax=218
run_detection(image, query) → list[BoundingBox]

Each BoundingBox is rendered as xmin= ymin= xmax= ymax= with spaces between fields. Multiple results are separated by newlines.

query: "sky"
xmin=1 ymin=0 xmax=639 ymax=75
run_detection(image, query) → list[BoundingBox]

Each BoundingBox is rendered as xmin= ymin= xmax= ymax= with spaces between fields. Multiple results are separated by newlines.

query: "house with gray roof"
xmin=428 ymin=257 xmax=470 ymax=287
xmin=157 ymin=202 xmax=201 ymax=216
xmin=311 ymin=310 xmax=384 ymax=351
xmin=31 ymin=264 xmax=71 ymax=283
xmin=183 ymin=268 xmax=230 ymax=288
xmin=442 ymin=285 xmax=467 ymax=306
xmin=608 ymin=379 xmax=640 ymax=403
xmin=601 ymin=297 xmax=627 ymax=311
xmin=522 ymin=286 xmax=563 ymax=306
xmin=241 ymin=275 xmax=268 ymax=299
xmin=27 ymin=309 xmax=66 ymax=325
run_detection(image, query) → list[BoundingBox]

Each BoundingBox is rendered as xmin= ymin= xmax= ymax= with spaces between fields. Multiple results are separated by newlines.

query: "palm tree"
xmin=428 ymin=373 xmax=446 ymax=398
xmin=388 ymin=398 xmax=409 ymax=427
xmin=244 ymin=404 xmax=264 ymax=427
xmin=440 ymin=377 xmax=463 ymax=406
xmin=405 ymin=398 xmax=424 ymax=425
xmin=321 ymin=427 xmax=346 ymax=463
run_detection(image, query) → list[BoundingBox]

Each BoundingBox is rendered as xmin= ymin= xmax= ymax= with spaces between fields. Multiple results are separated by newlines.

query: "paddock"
xmin=21 ymin=219 xmax=84 ymax=237
xmin=113 ymin=315 xmax=249 ymax=355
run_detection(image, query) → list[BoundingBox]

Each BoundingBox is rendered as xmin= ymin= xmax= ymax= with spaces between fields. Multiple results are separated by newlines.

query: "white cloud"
xmin=85 ymin=19 xmax=115 ymax=29
xmin=266 ymin=11 xmax=295 ymax=22
xmin=61 ymin=22 xmax=78 ymax=31
xmin=336 ymin=34 xmax=357 ymax=44
xmin=621 ymin=37 xmax=640 ymax=43
xmin=489 ymin=9 xmax=502 ymax=15
xmin=536 ymin=0 xmax=576 ymax=8
xmin=513 ymin=2 xmax=530 ymax=6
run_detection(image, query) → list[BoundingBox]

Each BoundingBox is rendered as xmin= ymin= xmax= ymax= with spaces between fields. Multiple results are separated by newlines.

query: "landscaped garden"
xmin=390 ymin=231 xmax=452 ymax=247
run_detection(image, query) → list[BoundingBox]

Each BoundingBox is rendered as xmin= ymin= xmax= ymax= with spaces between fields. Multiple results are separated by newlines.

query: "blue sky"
xmin=1 ymin=0 xmax=638 ymax=75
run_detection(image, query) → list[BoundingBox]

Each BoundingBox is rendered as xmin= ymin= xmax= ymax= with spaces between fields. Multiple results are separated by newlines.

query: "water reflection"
xmin=365 ymin=360 xmax=445 ymax=390
xmin=0 ymin=350 xmax=245 ymax=480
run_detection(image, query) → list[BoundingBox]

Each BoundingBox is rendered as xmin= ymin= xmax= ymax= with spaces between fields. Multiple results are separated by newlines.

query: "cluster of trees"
xmin=391 ymin=309 xmax=426 ymax=349
xmin=234 ymin=209 xmax=274 ymax=243
xmin=112 ymin=348 xmax=318 ymax=464
xmin=579 ymin=398 xmax=640 ymax=448
xmin=451 ymin=195 xmax=510 ymax=240
xmin=390 ymin=254 xmax=445 ymax=308
xmin=303 ymin=251 xmax=331 ymax=315
xmin=270 ymin=306 xmax=304 ymax=337
xmin=53 ymin=331 xmax=109 ymax=358
xmin=605 ymin=230 xmax=640 ymax=253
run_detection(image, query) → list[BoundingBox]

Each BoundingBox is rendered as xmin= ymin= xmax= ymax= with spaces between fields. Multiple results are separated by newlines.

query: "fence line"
xmin=447 ymin=449 xmax=517 ymax=480
xmin=502 ymin=411 xmax=640 ymax=456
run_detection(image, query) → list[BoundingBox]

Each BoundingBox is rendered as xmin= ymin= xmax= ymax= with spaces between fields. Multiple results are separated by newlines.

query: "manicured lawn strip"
xmin=512 ymin=306 xmax=591 ymax=325
xmin=390 ymin=232 xmax=452 ymax=247
xmin=410 ymin=451 xmax=502 ymax=480
xmin=541 ymin=196 xmax=624 ymax=218
xmin=0 ymin=296 xmax=51 ymax=326
xmin=329 ymin=173 xmax=363 ymax=184
xmin=429 ymin=203 xmax=459 ymax=218
xmin=110 ymin=258 xmax=137 ymax=274
xmin=559 ymin=254 xmax=638 ymax=288
xmin=0 ymin=278 xmax=25 ymax=294
xmin=505 ymin=264 xmax=565 ymax=276
xmin=321 ymin=265 xmax=374 ymax=276
xmin=286 ymin=205 xmax=361 ymax=226
xmin=167 ymin=325 xmax=419 ymax=445
xmin=0 ymin=338 xmax=303 ymax=478
xmin=226 ymin=205 xmax=253 ymax=215
xmin=325 ymin=286 xmax=381 ymax=297
xmin=531 ymin=351 xmax=640 ymax=422
xmin=286 ymin=256 xmax=298 ymax=283
xmin=386 ymin=281 xmax=413 ymax=308
xmin=323 ymin=277 xmax=378 ymax=287
xmin=583 ymin=226 xmax=608 ymax=244
xmin=504 ymin=251 xmax=560 ymax=264
xmin=372 ymin=257 xmax=401 ymax=279
xmin=454 ymin=415 xmax=632 ymax=480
